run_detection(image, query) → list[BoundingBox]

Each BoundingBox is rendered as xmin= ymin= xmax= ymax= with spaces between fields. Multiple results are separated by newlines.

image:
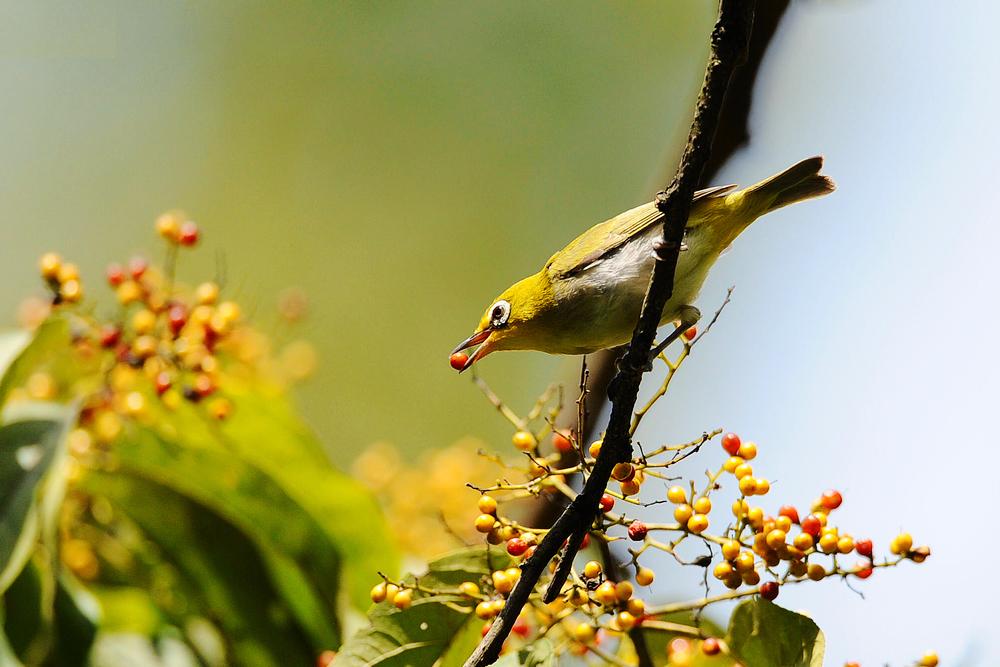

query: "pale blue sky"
xmin=638 ymin=2 xmax=999 ymax=664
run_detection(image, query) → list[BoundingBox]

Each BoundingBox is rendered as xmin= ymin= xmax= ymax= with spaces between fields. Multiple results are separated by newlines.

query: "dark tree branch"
xmin=523 ymin=0 xmax=789 ymax=532
xmin=462 ymin=3 xmax=755 ymax=666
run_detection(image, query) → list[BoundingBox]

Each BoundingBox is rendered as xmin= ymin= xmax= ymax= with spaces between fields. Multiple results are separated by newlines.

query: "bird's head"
xmin=451 ymin=273 xmax=553 ymax=371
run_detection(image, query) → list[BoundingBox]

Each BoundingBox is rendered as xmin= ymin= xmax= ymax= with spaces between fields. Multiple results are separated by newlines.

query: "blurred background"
xmin=1 ymin=0 xmax=996 ymax=664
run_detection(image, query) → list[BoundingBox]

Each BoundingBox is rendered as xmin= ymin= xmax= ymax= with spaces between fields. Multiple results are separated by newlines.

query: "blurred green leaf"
xmin=725 ymin=599 xmax=824 ymax=667
xmin=333 ymin=547 xmax=511 ymax=667
xmin=0 ymin=411 xmax=73 ymax=594
xmin=494 ymin=638 xmax=555 ymax=667
xmin=51 ymin=574 xmax=100 ymax=667
xmin=638 ymin=613 xmax=731 ymax=667
xmin=86 ymin=471 xmax=318 ymax=667
xmin=2 ymin=560 xmax=42 ymax=661
xmin=0 ymin=319 xmax=73 ymax=410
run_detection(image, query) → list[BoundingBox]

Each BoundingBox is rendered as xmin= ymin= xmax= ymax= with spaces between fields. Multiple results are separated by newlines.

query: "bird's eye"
xmin=489 ymin=300 xmax=511 ymax=327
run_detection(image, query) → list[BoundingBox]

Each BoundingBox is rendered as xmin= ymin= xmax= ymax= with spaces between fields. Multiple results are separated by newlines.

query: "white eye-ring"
xmin=489 ymin=300 xmax=511 ymax=327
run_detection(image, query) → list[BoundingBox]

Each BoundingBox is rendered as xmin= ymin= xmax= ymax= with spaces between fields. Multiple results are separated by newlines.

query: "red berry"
xmin=854 ymin=565 xmax=873 ymax=579
xmin=128 ymin=256 xmax=148 ymax=279
xmin=481 ymin=622 xmax=492 ymax=637
xmin=599 ymin=494 xmax=615 ymax=513
xmin=168 ymin=304 xmax=188 ymax=335
xmin=552 ymin=430 xmax=573 ymax=453
xmin=106 ymin=263 xmax=125 ymax=287
xmin=523 ymin=546 xmax=536 ymax=560
xmin=682 ymin=326 xmax=697 ymax=341
xmin=721 ymin=432 xmax=741 ymax=456
xmin=449 ymin=352 xmax=469 ymax=371
xmin=759 ymin=581 xmax=779 ymax=601
xmin=701 ymin=637 xmax=720 ymax=656
xmin=511 ymin=617 xmax=530 ymax=637
xmin=316 ymin=650 xmax=337 ymax=667
xmin=580 ymin=533 xmax=590 ymax=549
xmin=155 ymin=372 xmax=172 ymax=396
xmin=856 ymin=539 xmax=873 ymax=558
xmin=627 ymin=521 xmax=648 ymax=541
xmin=99 ymin=325 xmax=121 ymax=348
xmin=507 ymin=538 xmax=528 ymax=557
xmin=801 ymin=514 xmax=822 ymax=538
xmin=820 ymin=489 xmax=843 ymax=510
xmin=178 ymin=221 xmax=200 ymax=246
xmin=778 ymin=505 xmax=800 ymax=524
xmin=193 ymin=373 xmax=216 ymax=398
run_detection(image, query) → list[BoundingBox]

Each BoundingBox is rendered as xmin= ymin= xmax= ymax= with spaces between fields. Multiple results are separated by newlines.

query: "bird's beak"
xmin=451 ymin=329 xmax=496 ymax=372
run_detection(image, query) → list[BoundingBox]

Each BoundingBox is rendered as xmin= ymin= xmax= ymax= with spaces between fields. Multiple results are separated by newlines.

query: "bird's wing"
xmin=545 ymin=184 xmax=737 ymax=279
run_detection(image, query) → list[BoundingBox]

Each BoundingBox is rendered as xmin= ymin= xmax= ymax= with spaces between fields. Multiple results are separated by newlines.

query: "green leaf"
xmin=0 ymin=318 xmax=74 ymax=410
xmin=51 ymin=574 xmax=100 ymax=667
xmin=726 ymin=599 xmax=825 ymax=667
xmin=494 ymin=638 xmax=555 ymax=667
xmin=333 ymin=547 xmax=511 ymax=667
xmin=86 ymin=471 xmax=319 ymax=667
xmin=0 ymin=410 xmax=74 ymax=593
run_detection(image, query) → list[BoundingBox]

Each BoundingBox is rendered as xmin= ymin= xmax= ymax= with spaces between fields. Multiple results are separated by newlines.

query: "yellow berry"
xmin=735 ymin=551 xmax=755 ymax=573
xmin=723 ymin=456 xmax=744 ymax=473
xmin=594 ymin=581 xmax=617 ymax=606
xmin=39 ymin=252 xmax=62 ymax=280
xmin=754 ymin=478 xmax=770 ymax=495
xmin=765 ymin=529 xmax=787 ymax=550
xmin=918 ymin=651 xmax=939 ymax=667
xmin=385 ymin=583 xmax=399 ymax=600
xmin=819 ymin=533 xmax=839 ymax=554
xmin=491 ymin=570 xmax=513 ymax=594
xmin=57 ymin=262 xmax=80 ymax=283
xmin=512 ymin=430 xmax=536 ymax=451
xmin=611 ymin=462 xmax=634 ymax=481
xmin=614 ymin=581 xmax=634 ymax=602
xmin=837 ymin=536 xmax=855 ymax=554
xmin=626 ymin=598 xmax=645 ymax=617
xmin=713 ymin=562 xmax=733 ymax=580
xmin=890 ymin=533 xmax=913 ymax=555
xmin=475 ymin=514 xmax=497 ymax=533
xmin=217 ymin=301 xmax=240 ymax=324
xmin=459 ymin=582 xmax=480 ymax=597
xmin=674 ymin=503 xmax=694 ymax=524
xmin=620 ymin=478 xmax=641 ymax=496
xmin=793 ymin=533 xmax=814 ymax=551
xmin=746 ymin=507 xmax=764 ymax=528
xmin=475 ymin=601 xmax=494 ymax=619
xmin=742 ymin=570 xmax=761 ymax=586
xmin=616 ymin=611 xmax=637 ymax=631
xmin=478 ymin=495 xmax=498 ymax=515
xmin=573 ymin=623 xmax=596 ymax=643
xmin=582 ymin=561 xmax=602 ymax=579
xmin=734 ymin=463 xmax=753 ymax=479
xmin=732 ymin=499 xmax=749 ymax=518
xmin=693 ymin=496 xmax=712 ymax=514
xmin=807 ymin=563 xmax=826 ymax=581
xmin=132 ymin=309 xmax=157 ymax=335
xmin=117 ymin=281 xmax=142 ymax=305
xmin=667 ymin=485 xmax=687 ymax=504
xmin=370 ymin=582 xmax=388 ymax=603
xmin=737 ymin=441 xmax=757 ymax=460
xmin=722 ymin=539 xmax=741 ymax=561
xmin=687 ymin=514 xmax=709 ymax=534
xmin=195 ymin=282 xmax=220 ymax=305
xmin=155 ymin=211 xmax=182 ymax=240
xmin=635 ymin=567 xmax=655 ymax=586
xmin=738 ymin=476 xmax=758 ymax=496
xmin=775 ymin=515 xmax=793 ymax=533
xmin=59 ymin=280 xmax=83 ymax=303
xmin=589 ymin=440 xmax=602 ymax=458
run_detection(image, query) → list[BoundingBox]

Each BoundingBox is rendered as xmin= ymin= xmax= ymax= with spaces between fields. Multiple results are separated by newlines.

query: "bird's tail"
xmin=741 ymin=156 xmax=836 ymax=216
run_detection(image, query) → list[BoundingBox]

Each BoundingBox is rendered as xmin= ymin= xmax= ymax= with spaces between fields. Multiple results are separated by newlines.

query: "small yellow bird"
xmin=452 ymin=156 xmax=834 ymax=370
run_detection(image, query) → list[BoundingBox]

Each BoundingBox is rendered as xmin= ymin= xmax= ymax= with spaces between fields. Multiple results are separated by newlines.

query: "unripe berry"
xmin=583 ymin=561 xmax=602 ymax=579
xmin=132 ymin=309 xmax=157 ymax=335
xmin=626 ymin=597 xmax=645 ymax=617
xmin=667 ymin=485 xmax=687 ymax=504
xmin=738 ymin=476 xmax=758 ymax=496
xmin=616 ymin=611 xmax=637 ymax=631
xmin=475 ymin=601 xmax=494 ymax=620
xmin=754 ymin=478 xmax=770 ymax=495
xmin=573 ymin=623 xmax=596 ymax=643
xmin=59 ymin=280 xmax=83 ymax=303
xmin=765 ymin=529 xmax=787 ymax=550
xmin=512 ymin=430 xmax=536 ymax=451
xmin=759 ymin=581 xmax=779 ymax=601
xmin=614 ymin=581 xmax=634 ymax=602
xmin=477 ymin=495 xmax=498 ymax=515
xmin=779 ymin=505 xmax=800 ymax=524
xmin=737 ymin=441 xmax=757 ymax=460
xmin=599 ymin=494 xmax=615 ymax=513
xmin=687 ymin=514 xmax=709 ymax=534
xmin=713 ymin=562 xmax=734 ymax=580
xmin=594 ymin=581 xmax=617 ymax=606
xmin=746 ymin=507 xmax=764 ymax=529
xmin=807 ymin=563 xmax=826 ymax=581
xmin=837 ymin=536 xmax=855 ymax=554
xmin=723 ymin=456 xmax=744 ymax=473
xmin=793 ymin=532 xmax=814 ymax=551
xmin=627 ymin=521 xmax=648 ymax=541
xmin=674 ymin=503 xmax=694 ymax=524
xmin=39 ymin=252 xmax=62 ymax=280
xmin=392 ymin=589 xmax=412 ymax=610
xmin=459 ymin=581 xmax=480 ymax=597
xmin=722 ymin=539 xmax=741 ymax=561
xmin=742 ymin=569 xmax=761 ymax=586
xmin=918 ymin=651 xmax=939 ymax=667
xmin=723 ymin=572 xmax=742 ymax=590
xmin=57 ymin=262 xmax=79 ymax=283
xmin=819 ymin=533 xmax=839 ymax=554
xmin=735 ymin=551 xmax=755 ymax=573
xmin=890 ymin=533 xmax=913 ymax=555
xmin=370 ymin=582 xmax=388 ymax=603
xmin=775 ymin=515 xmax=793 ymax=533
xmin=620 ymin=478 xmax=641 ymax=496
xmin=732 ymin=499 xmax=749 ymax=518
xmin=491 ymin=570 xmax=513 ymax=594
xmin=611 ymin=462 xmax=635 ymax=482
xmin=635 ymin=567 xmax=655 ymax=586
xmin=701 ymin=638 xmax=721 ymax=656
xmin=474 ymin=514 xmax=496 ymax=533
xmin=721 ymin=432 xmax=741 ymax=456
xmin=820 ymin=489 xmax=843 ymax=510
xmin=693 ymin=496 xmax=711 ymax=514
xmin=589 ymin=440 xmax=602 ymax=458
xmin=155 ymin=212 xmax=182 ymax=241
xmin=788 ymin=560 xmax=808 ymax=577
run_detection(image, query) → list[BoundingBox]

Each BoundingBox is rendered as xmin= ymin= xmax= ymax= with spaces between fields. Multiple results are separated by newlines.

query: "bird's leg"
xmin=647 ymin=305 xmax=701 ymax=365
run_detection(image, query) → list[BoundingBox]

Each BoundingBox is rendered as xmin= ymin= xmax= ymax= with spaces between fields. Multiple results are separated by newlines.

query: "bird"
xmin=452 ymin=156 xmax=834 ymax=371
